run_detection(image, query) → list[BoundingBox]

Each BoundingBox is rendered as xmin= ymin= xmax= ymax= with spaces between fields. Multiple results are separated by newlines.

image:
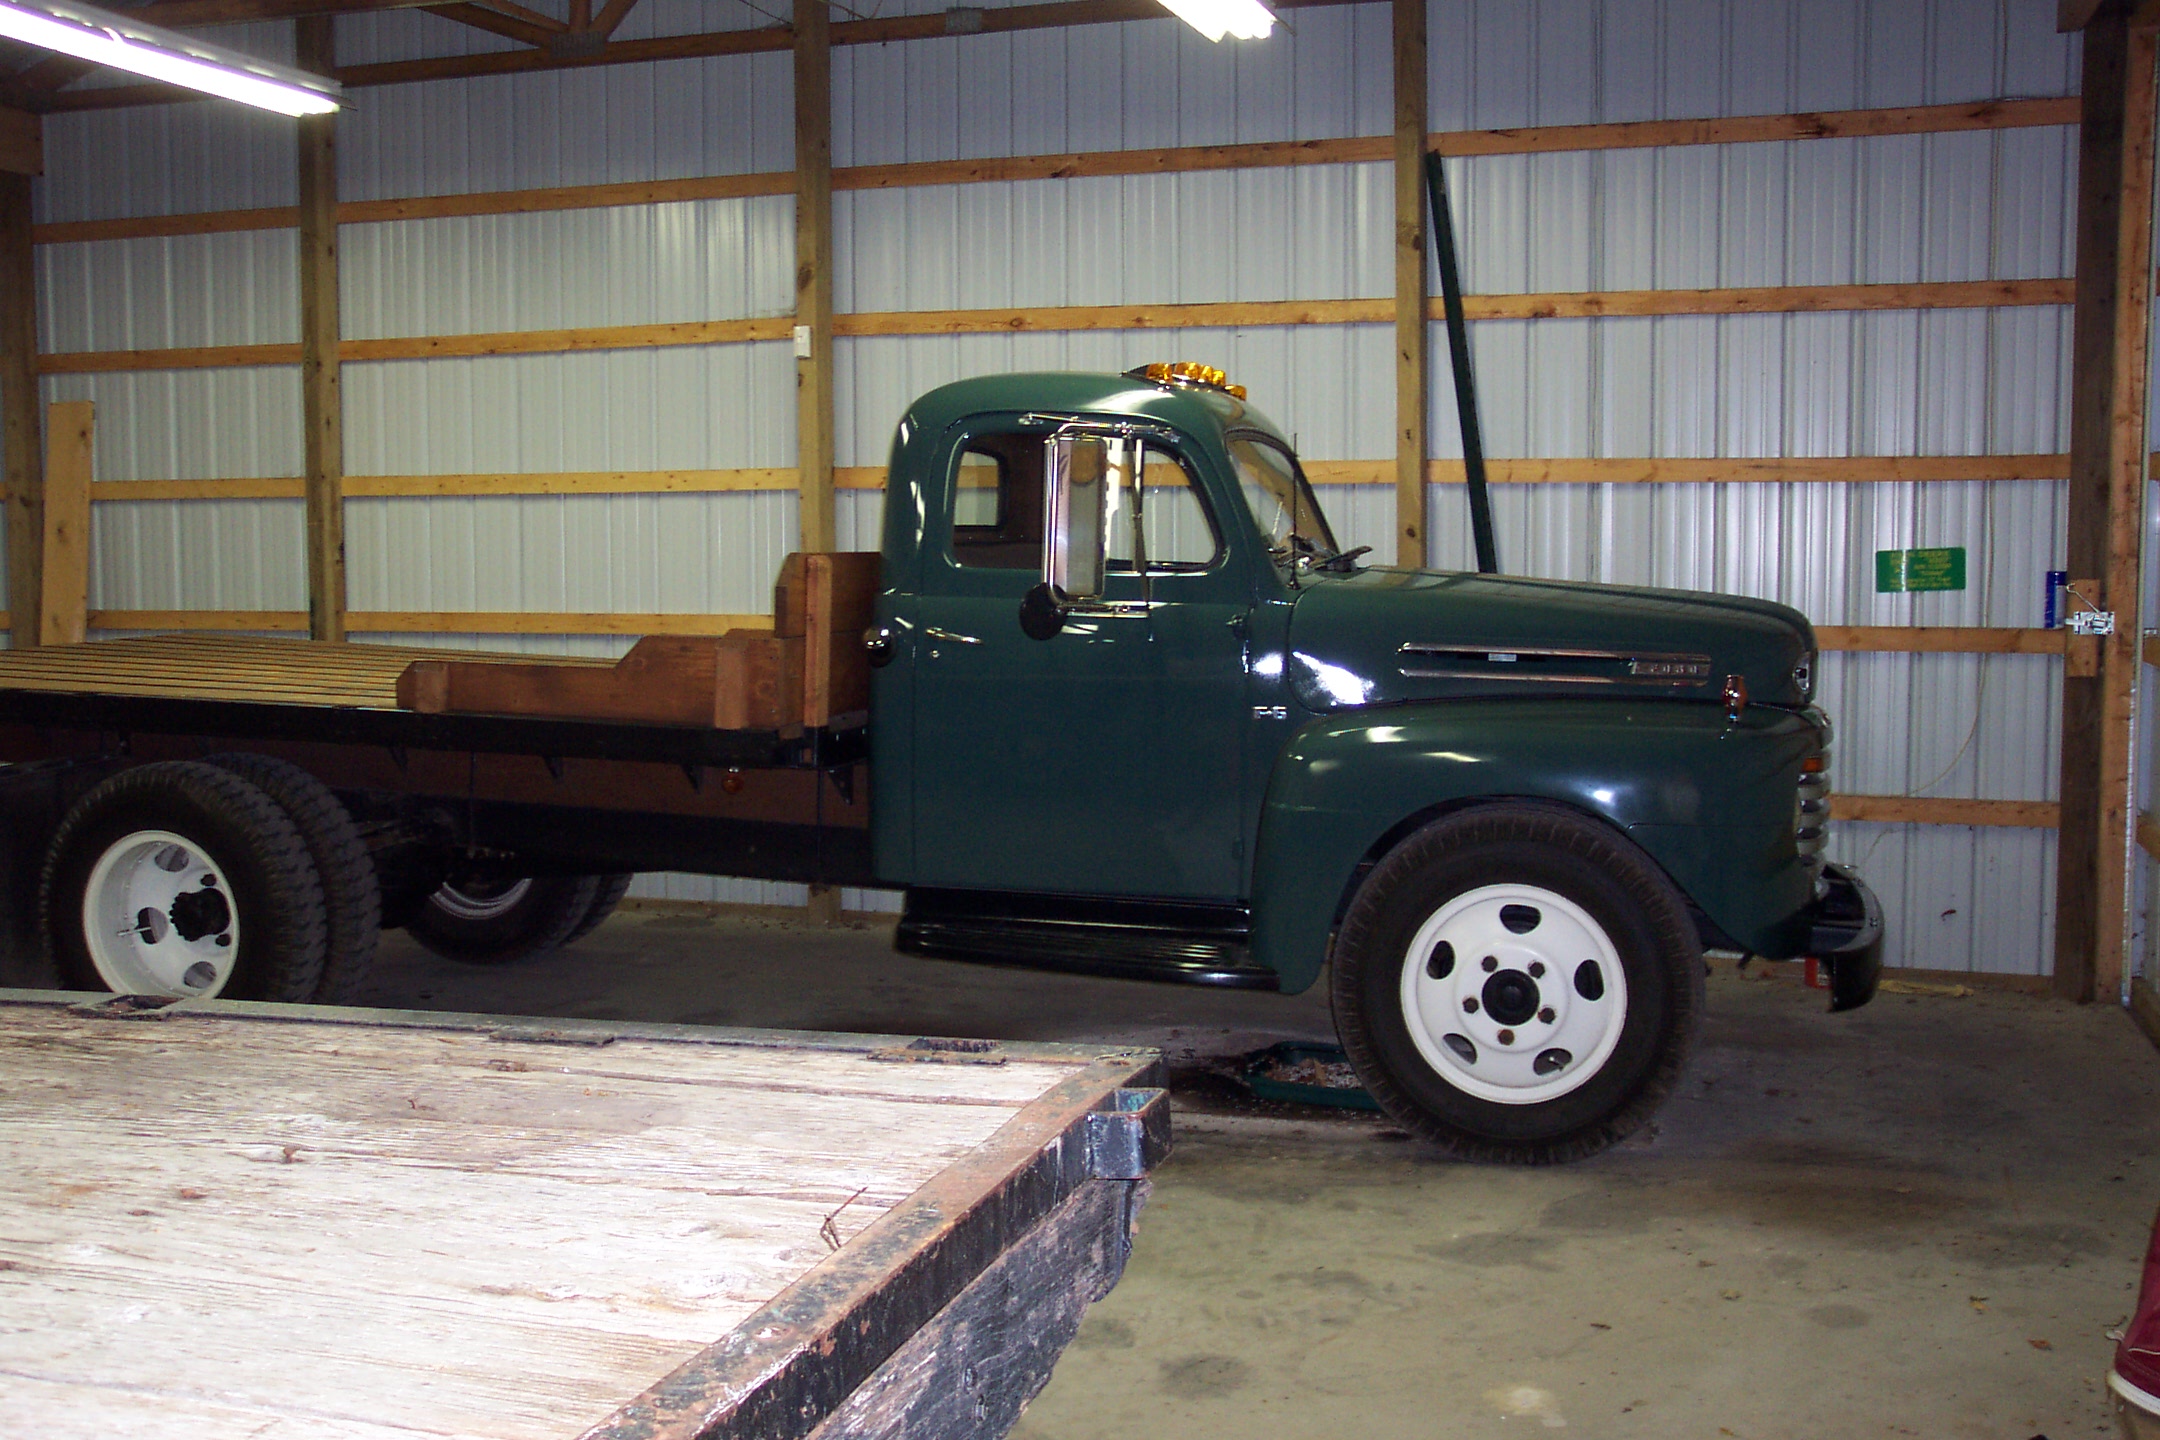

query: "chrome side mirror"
xmin=1043 ymin=434 xmax=1107 ymax=601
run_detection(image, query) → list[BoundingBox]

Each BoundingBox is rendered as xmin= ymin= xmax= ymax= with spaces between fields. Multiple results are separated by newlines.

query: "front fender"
xmin=1249 ymin=698 xmax=1822 ymax=993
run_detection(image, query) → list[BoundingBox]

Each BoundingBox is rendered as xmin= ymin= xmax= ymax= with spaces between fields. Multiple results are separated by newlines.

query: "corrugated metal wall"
xmin=25 ymin=0 xmax=2084 ymax=957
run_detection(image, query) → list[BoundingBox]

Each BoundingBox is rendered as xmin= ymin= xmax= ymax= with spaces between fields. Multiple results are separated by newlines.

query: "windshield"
xmin=1229 ymin=433 xmax=1338 ymax=567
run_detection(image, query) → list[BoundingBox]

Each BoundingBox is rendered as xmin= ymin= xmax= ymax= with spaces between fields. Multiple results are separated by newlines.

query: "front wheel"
xmin=1330 ymin=803 xmax=1703 ymax=1164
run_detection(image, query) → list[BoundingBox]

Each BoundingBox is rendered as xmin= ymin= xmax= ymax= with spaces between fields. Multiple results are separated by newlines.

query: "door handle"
xmin=923 ymin=625 xmax=983 ymax=646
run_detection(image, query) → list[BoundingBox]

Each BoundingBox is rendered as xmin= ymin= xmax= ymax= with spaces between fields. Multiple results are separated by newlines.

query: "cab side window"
xmin=1105 ymin=444 xmax=1221 ymax=573
xmin=949 ymin=431 xmax=1223 ymax=574
xmin=950 ymin=434 xmax=1045 ymax=570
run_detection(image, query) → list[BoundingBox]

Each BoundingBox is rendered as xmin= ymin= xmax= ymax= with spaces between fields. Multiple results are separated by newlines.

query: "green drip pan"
xmin=1239 ymin=1040 xmax=1380 ymax=1112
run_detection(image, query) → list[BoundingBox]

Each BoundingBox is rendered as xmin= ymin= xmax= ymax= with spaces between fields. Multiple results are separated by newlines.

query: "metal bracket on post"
xmin=1423 ymin=150 xmax=1498 ymax=575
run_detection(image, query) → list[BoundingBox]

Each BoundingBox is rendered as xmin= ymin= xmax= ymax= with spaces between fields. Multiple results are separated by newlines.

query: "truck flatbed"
xmin=0 ymin=633 xmax=610 ymax=709
xmin=0 ymin=990 xmax=1166 ymax=1440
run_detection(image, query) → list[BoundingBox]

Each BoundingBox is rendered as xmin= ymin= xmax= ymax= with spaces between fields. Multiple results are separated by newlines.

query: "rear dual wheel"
xmin=42 ymin=762 xmax=329 ymax=1002
xmin=1330 ymin=804 xmax=1703 ymax=1165
xmin=408 ymin=873 xmax=614 ymax=965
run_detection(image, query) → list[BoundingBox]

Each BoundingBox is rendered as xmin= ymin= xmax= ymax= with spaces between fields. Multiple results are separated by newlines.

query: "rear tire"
xmin=41 ymin=762 xmax=327 ymax=1002
xmin=563 ymin=873 xmax=634 ymax=945
xmin=408 ymin=873 xmax=602 ymax=965
xmin=205 ymin=753 xmax=382 ymax=1004
xmin=1329 ymin=803 xmax=1702 ymax=1164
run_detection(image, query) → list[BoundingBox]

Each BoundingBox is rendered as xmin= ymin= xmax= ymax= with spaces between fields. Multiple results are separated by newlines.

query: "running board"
xmin=896 ymin=888 xmax=1280 ymax=990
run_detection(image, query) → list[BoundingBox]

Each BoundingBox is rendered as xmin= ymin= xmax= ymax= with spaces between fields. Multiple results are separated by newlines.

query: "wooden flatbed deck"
xmin=0 ymin=991 xmax=1165 ymax=1440
xmin=0 ymin=634 xmax=597 ymax=710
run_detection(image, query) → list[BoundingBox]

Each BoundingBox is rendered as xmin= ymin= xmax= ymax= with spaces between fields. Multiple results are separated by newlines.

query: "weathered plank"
xmin=36 ymin=400 xmax=91 ymax=646
xmin=806 ymin=1178 xmax=1142 ymax=1440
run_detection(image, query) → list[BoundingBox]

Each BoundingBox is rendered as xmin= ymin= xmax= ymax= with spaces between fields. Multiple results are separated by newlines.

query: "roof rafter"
xmin=423 ymin=0 xmax=564 ymax=48
xmin=30 ymin=0 xmax=1364 ymax=109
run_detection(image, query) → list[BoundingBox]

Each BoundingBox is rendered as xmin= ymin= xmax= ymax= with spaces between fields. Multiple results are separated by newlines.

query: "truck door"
xmin=904 ymin=425 xmax=1251 ymax=900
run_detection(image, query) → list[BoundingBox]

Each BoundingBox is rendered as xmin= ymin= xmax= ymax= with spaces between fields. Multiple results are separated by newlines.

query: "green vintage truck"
xmin=0 ymin=362 xmax=1879 ymax=1164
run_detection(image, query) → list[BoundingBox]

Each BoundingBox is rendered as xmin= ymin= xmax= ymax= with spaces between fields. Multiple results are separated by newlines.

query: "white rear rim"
xmin=81 ymin=829 xmax=240 ymax=998
xmin=430 ymin=878 xmax=532 ymax=922
xmin=1398 ymin=882 xmax=1629 ymax=1105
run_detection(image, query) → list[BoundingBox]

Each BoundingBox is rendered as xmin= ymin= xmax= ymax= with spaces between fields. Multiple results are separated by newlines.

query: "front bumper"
xmin=1805 ymin=862 xmax=1884 ymax=1012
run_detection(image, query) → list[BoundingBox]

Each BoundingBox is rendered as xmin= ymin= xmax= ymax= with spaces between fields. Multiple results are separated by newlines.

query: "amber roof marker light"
xmin=1130 ymin=361 xmax=1247 ymax=401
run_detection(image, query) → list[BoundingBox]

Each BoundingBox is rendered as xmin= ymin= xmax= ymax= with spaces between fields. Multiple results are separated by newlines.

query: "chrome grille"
xmin=1797 ymin=750 xmax=1831 ymax=893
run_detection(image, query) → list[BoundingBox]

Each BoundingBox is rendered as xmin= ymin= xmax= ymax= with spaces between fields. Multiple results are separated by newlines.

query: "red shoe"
xmin=2112 ymin=1203 xmax=2160 ymax=1436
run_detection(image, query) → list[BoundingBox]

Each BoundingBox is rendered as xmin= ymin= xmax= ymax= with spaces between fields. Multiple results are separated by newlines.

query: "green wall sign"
xmin=1876 ymin=546 xmax=1966 ymax=593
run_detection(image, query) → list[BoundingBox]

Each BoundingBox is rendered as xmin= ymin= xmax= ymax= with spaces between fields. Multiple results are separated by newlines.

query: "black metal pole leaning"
xmin=1424 ymin=149 xmax=1499 ymax=575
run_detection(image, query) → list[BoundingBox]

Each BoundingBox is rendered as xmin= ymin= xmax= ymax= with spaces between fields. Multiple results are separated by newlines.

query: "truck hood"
xmin=1280 ymin=568 xmax=1816 ymax=712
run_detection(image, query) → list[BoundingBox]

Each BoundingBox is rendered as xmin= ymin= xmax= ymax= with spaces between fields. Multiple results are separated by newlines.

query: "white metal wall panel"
xmin=23 ymin=0 xmax=2082 ymax=950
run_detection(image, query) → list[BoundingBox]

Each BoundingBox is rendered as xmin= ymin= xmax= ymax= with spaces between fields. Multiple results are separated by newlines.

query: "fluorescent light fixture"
xmin=0 ymin=0 xmax=341 ymax=115
xmin=1159 ymin=0 xmax=1276 ymax=41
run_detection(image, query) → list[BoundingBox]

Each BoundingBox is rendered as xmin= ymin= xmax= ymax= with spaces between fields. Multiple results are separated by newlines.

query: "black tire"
xmin=408 ymin=873 xmax=603 ymax=965
xmin=1330 ymin=802 xmax=1703 ymax=1165
xmin=562 ymin=873 xmax=634 ymax=945
xmin=204 ymin=753 xmax=382 ymax=1005
xmin=41 ymin=761 xmax=328 ymax=1002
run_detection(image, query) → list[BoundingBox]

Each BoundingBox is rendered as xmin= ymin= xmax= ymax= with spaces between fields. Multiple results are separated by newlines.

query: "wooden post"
xmin=0 ymin=169 xmax=40 ymax=647
xmin=2054 ymin=6 xmax=2158 ymax=1003
xmin=793 ymin=0 xmax=835 ymax=557
xmin=1391 ymin=0 xmax=1427 ymax=570
xmin=38 ymin=400 xmax=91 ymax=645
xmin=795 ymin=0 xmax=840 ymax=927
xmin=297 ymin=15 xmax=346 ymax=643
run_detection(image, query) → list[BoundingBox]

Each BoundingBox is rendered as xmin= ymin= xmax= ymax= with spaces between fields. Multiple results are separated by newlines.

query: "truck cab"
xmin=871 ymin=363 xmax=1882 ymax=1163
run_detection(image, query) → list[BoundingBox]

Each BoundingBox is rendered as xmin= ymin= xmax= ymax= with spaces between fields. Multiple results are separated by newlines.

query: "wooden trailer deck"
xmin=0 ymin=991 xmax=1166 ymax=1440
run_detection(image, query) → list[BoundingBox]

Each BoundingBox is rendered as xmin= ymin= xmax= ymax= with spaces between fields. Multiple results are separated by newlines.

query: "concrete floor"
xmin=338 ymin=907 xmax=2160 ymax=1439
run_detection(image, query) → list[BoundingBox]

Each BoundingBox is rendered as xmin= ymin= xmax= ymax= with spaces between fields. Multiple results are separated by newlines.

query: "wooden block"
xmin=393 ymin=634 xmax=791 ymax=729
xmin=825 ymin=633 xmax=870 ymax=718
xmin=803 ymin=555 xmax=834 ymax=727
xmin=773 ymin=551 xmax=882 ymax=637
xmin=712 ymin=631 xmax=804 ymax=730
xmin=397 ymin=660 xmax=450 ymax=713
xmin=39 ymin=401 xmax=92 ymax=646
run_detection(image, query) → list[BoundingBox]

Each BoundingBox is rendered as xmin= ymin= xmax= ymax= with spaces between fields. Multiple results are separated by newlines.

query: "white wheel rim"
xmin=430 ymin=878 xmax=532 ymax=922
xmin=1398 ymin=882 xmax=1629 ymax=1105
xmin=81 ymin=829 xmax=240 ymax=998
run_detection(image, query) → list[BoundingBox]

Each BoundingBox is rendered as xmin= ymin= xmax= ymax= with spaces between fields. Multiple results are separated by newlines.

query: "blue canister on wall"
xmin=2045 ymin=570 xmax=2069 ymax=628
